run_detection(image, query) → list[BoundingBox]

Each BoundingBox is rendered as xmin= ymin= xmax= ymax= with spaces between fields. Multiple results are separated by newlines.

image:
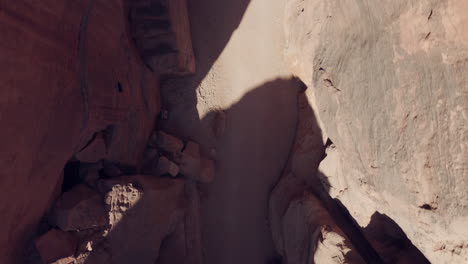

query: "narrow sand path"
xmin=161 ymin=0 xmax=299 ymax=263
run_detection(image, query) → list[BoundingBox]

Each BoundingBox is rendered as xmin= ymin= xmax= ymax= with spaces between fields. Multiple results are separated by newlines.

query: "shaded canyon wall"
xmin=0 ymin=1 xmax=160 ymax=262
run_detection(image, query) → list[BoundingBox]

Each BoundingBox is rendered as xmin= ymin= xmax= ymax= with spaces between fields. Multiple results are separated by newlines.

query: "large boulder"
xmin=285 ymin=0 xmax=468 ymax=262
xmin=35 ymin=229 xmax=77 ymax=264
xmin=50 ymin=184 xmax=107 ymax=231
xmin=95 ymin=175 xmax=186 ymax=264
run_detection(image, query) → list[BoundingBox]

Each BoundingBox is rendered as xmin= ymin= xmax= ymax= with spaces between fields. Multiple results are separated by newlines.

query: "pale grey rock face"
xmin=285 ymin=0 xmax=468 ymax=263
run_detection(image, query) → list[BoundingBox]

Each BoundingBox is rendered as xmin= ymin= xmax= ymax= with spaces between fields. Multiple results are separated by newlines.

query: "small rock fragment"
xmin=86 ymin=241 xmax=93 ymax=252
xmin=157 ymin=156 xmax=180 ymax=177
xmin=73 ymin=227 xmax=106 ymax=258
xmin=102 ymin=175 xmax=186 ymax=264
xmin=50 ymin=185 xmax=107 ymax=231
xmin=156 ymin=131 xmax=184 ymax=155
xmin=52 ymin=256 xmax=76 ymax=264
xmin=178 ymin=141 xmax=215 ymax=183
xmin=35 ymin=229 xmax=77 ymax=264
xmin=76 ymin=134 xmax=107 ymax=163
xmin=75 ymin=246 xmax=112 ymax=264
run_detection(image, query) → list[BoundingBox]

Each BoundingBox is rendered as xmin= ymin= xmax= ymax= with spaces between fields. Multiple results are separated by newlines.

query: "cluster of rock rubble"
xmin=33 ymin=129 xmax=214 ymax=264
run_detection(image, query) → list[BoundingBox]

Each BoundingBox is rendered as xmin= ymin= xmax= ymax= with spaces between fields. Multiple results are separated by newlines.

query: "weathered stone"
xmin=155 ymin=221 xmax=187 ymax=264
xmin=50 ymin=185 xmax=107 ymax=231
xmin=198 ymin=158 xmax=215 ymax=183
xmin=285 ymin=0 xmax=468 ymax=262
xmin=79 ymin=162 xmax=103 ymax=186
xmin=269 ymin=173 xmax=307 ymax=256
xmin=0 ymin=1 xmax=160 ymax=261
xmin=52 ymin=256 xmax=76 ymax=264
xmin=156 ymin=131 xmax=184 ymax=155
xmin=179 ymin=141 xmax=201 ymax=177
xmin=73 ymin=228 xmax=107 ymax=258
xmin=75 ymin=247 xmax=112 ymax=264
xmin=141 ymin=147 xmax=159 ymax=175
xmin=130 ymin=0 xmax=195 ymax=75
xmin=157 ymin=156 xmax=180 ymax=177
xmin=101 ymin=160 xmax=123 ymax=178
xmin=102 ymin=175 xmax=186 ymax=264
xmin=282 ymin=192 xmax=364 ymax=264
xmin=143 ymin=147 xmax=159 ymax=163
xmin=178 ymin=141 xmax=215 ymax=183
xmin=75 ymin=134 xmax=107 ymax=163
xmin=213 ymin=110 xmax=226 ymax=139
xmin=362 ymin=212 xmax=430 ymax=264
xmin=313 ymin=226 xmax=365 ymax=264
xmin=183 ymin=182 xmax=203 ymax=264
xmin=35 ymin=229 xmax=77 ymax=264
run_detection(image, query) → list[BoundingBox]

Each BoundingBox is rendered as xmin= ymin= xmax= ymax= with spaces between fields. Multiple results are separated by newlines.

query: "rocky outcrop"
xmin=24 ymin=129 xmax=210 ymax=264
xmin=49 ymin=185 xmax=107 ymax=231
xmin=0 ymin=1 xmax=160 ymax=262
xmin=129 ymin=0 xmax=195 ymax=75
xmin=35 ymin=229 xmax=77 ymax=264
xmin=282 ymin=192 xmax=365 ymax=264
xmin=284 ymin=0 xmax=468 ymax=263
xmin=100 ymin=175 xmax=186 ymax=264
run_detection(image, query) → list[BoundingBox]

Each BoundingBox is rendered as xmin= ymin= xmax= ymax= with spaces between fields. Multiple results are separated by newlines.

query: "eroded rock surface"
xmin=50 ymin=184 xmax=107 ymax=231
xmin=282 ymin=192 xmax=365 ymax=264
xmin=99 ymin=175 xmax=186 ymax=264
xmin=35 ymin=229 xmax=77 ymax=264
xmin=285 ymin=0 xmax=468 ymax=262
xmin=0 ymin=1 xmax=160 ymax=261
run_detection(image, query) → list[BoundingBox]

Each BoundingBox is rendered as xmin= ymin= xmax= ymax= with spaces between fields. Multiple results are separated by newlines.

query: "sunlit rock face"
xmin=284 ymin=0 xmax=468 ymax=263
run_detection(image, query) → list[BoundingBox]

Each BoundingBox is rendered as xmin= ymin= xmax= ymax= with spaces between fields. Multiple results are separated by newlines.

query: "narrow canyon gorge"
xmin=0 ymin=0 xmax=466 ymax=264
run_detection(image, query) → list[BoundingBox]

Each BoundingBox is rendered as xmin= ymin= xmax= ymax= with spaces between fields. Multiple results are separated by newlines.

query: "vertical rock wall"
xmin=0 ymin=1 xmax=160 ymax=262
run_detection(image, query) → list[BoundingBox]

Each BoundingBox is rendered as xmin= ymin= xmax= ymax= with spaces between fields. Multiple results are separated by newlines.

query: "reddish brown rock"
xmin=50 ymin=185 xmax=107 ymax=231
xmin=282 ymin=192 xmax=365 ymax=264
xmin=156 ymin=131 xmax=184 ymax=156
xmin=130 ymin=0 xmax=195 ymax=75
xmin=198 ymin=158 xmax=215 ymax=183
xmin=213 ymin=110 xmax=226 ymax=139
xmin=141 ymin=147 xmax=159 ymax=175
xmin=79 ymin=162 xmax=103 ymax=186
xmin=0 ymin=1 xmax=160 ymax=261
xmin=102 ymin=175 xmax=186 ymax=264
xmin=155 ymin=221 xmax=187 ymax=264
xmin=157 ymin=156 xmax=180 ymax=177
xmin=52 ymin=256 xmax=76 ymax=264
xmin=75 ymin=134 xmax=107 ymax=163
xmin=179 ymin=141 xmax=201 ymax=177
xmin=179 ymin=141 xmax=215 ymax=183
xmin=101 ymin=160 xmax=123 ymax=179
xmin=35 ymin=229 xmax=77 ymax=264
